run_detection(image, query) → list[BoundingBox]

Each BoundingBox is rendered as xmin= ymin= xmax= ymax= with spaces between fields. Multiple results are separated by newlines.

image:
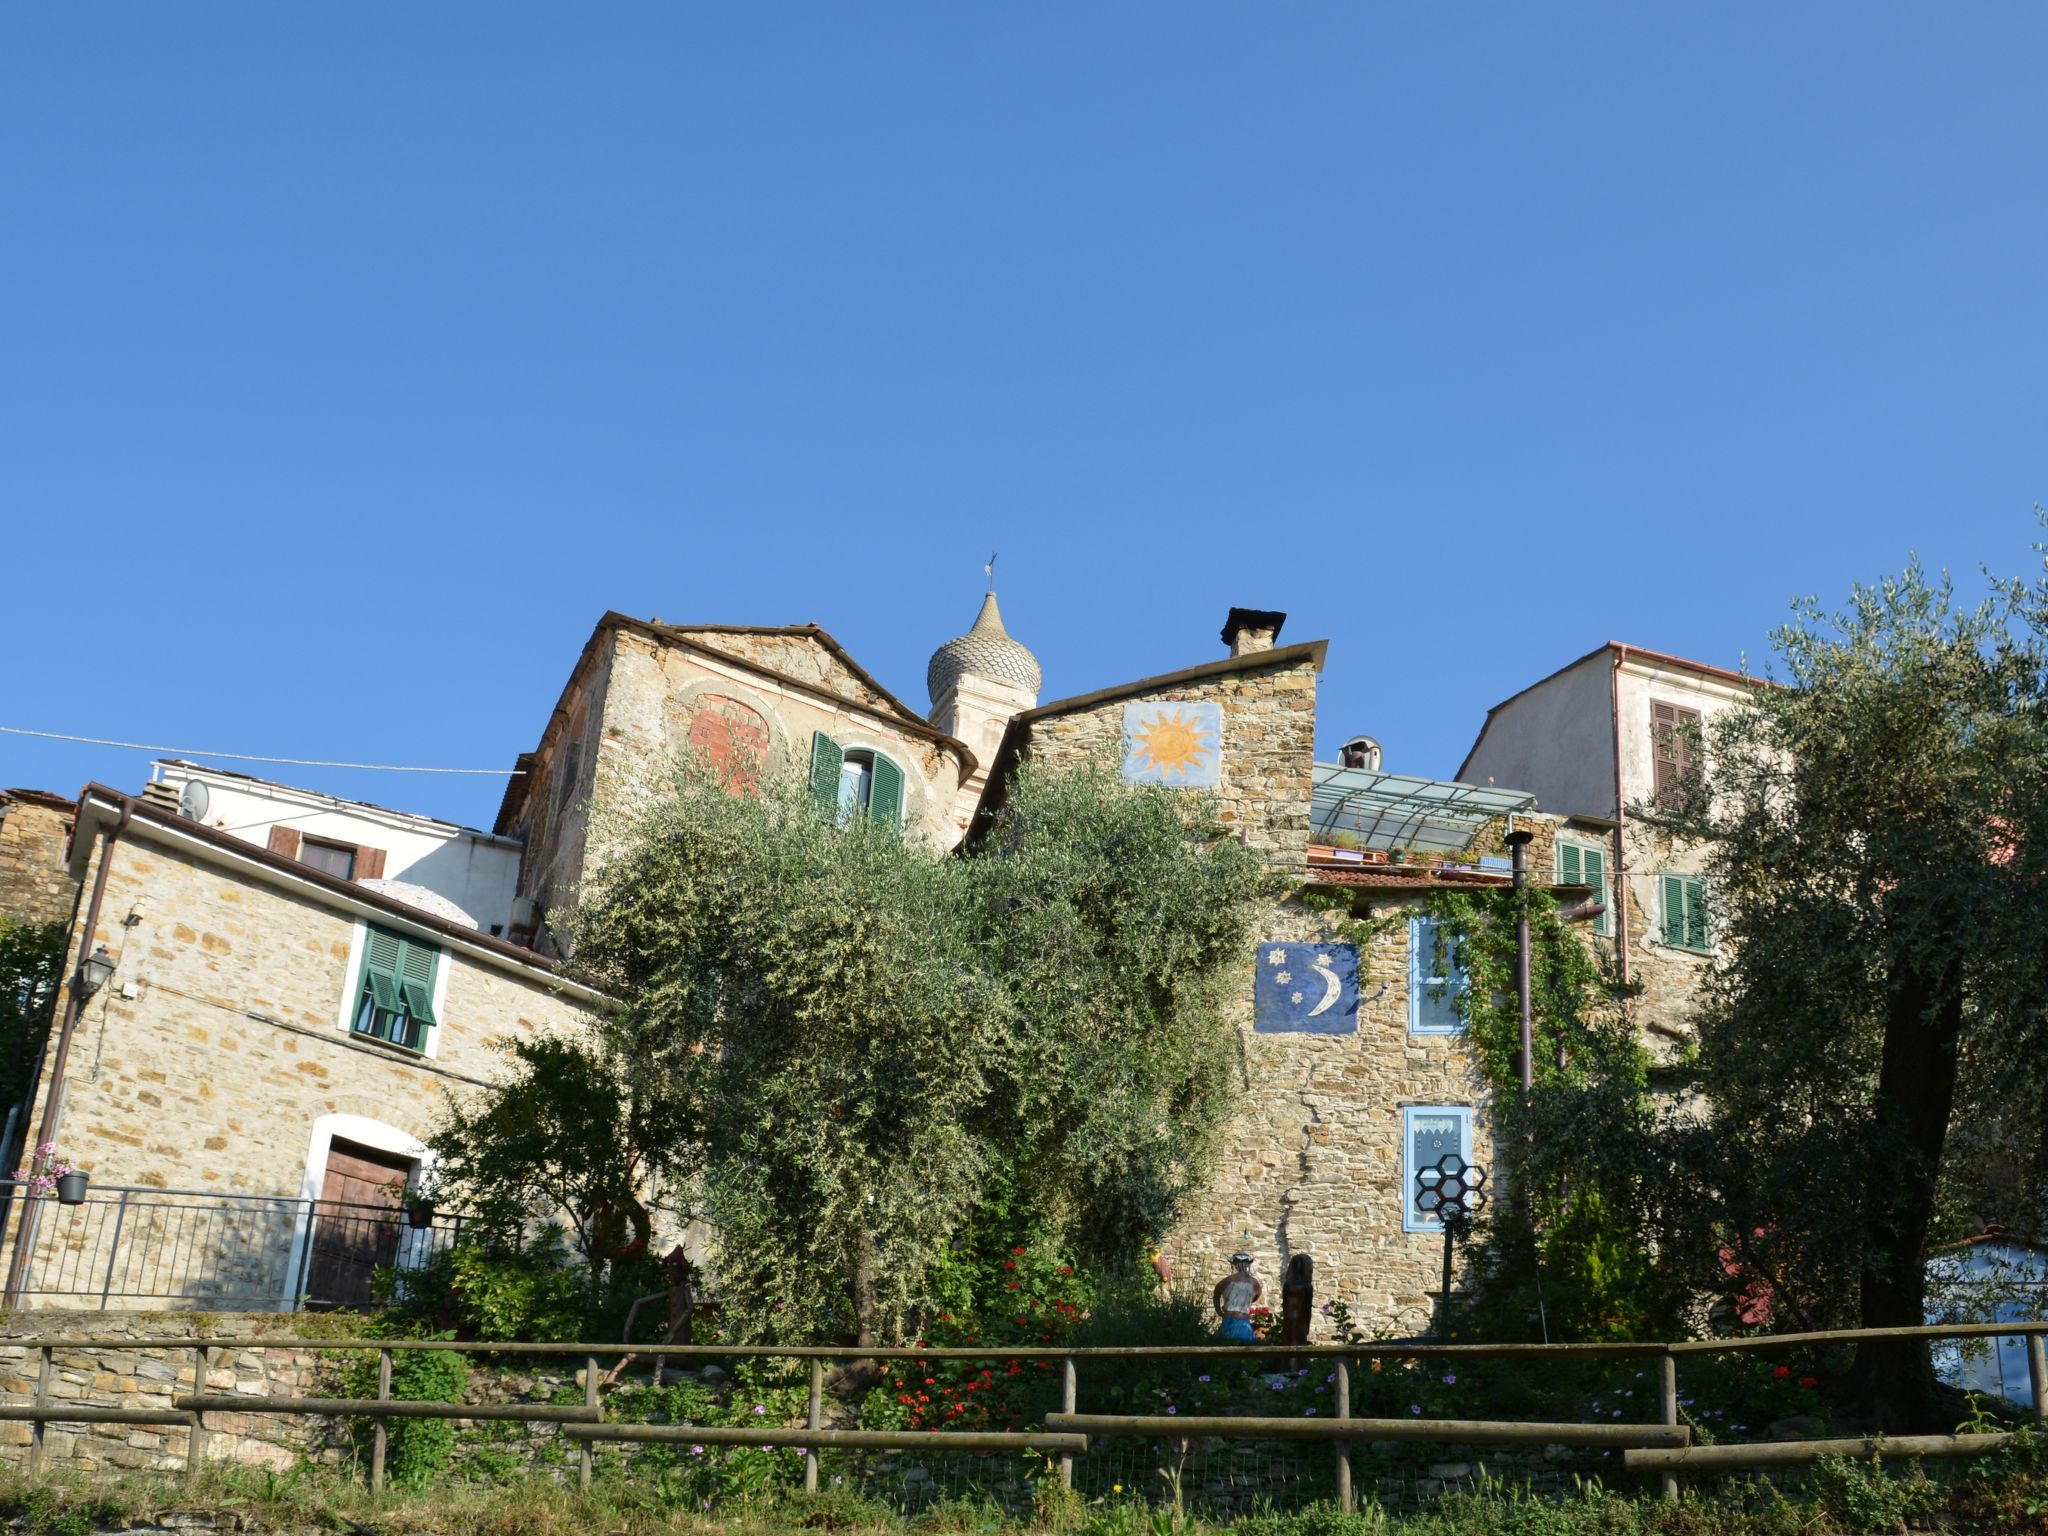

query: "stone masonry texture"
xmin=11 ymin=823 xmax=601 ymax=1308
xmin=0 ymin=793 xmax=79 ymax=931
xmin=1013 ymin=650 xmax=1493 ymax=1334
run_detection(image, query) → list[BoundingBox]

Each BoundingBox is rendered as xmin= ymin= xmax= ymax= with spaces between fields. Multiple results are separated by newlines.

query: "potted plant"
xmin=16 ymin=1144 xmax=88 ymax=1205
xmin=402 ymin=1189 xmax=435 ymax=1229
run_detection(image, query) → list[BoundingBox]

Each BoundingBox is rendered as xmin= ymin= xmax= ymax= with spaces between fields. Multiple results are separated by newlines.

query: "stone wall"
xmin=0 ymin=793 xmax=78 ymax=930
xmin=12 ymin=822 xmax=601 ymax=1308
xmin=1012 ymin=648 xmax=1496 ymax=1332
xmin=1022 ymin=652 xmax=1318 ymax=867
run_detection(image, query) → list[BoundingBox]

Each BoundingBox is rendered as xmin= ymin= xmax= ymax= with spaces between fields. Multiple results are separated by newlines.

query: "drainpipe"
xmin=1505 ymin=829 xmax=1534 ymax=1090
xmin=3 ymin=800 xmax=129 ymax=1304
xmin=1608 ymin=647 xmax=1632 ymax=1014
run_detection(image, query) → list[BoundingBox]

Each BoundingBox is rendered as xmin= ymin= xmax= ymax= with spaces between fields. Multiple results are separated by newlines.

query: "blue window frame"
xmin=1407 ymin=915 xmax=1466 ymax=1034
xmin=1401 ymin=1105 xmax=1474 ymax=1233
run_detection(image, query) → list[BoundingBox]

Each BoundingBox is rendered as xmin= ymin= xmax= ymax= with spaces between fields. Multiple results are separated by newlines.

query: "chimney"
xmin=1221 ymin=607 xmax=1287 ymax=657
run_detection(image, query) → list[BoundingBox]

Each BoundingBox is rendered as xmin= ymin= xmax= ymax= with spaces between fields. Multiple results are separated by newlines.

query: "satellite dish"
xmin=177 ymin=781 xmax=210 ymax=821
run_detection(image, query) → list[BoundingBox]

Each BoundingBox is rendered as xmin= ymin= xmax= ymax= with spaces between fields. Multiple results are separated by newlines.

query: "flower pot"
xmin=406 ymin=1202 xmax=434 ymax=1229
xmin=54 ymin=1171 xmax=88 ymax=1205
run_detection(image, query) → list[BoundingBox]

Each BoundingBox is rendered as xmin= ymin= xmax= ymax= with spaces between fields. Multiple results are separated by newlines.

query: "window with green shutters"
xmin=352 ymin=924 xmax=441 ymax=1052
xmin=807 ymin=731 xmax=905 ymax=833
xmin=1660 ymin=874 xmax=1710 ymax=952
xmin=1557 ymin=840 xmax=1611 ymax=935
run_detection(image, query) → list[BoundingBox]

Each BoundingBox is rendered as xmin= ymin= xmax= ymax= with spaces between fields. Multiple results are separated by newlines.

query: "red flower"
xmin=1003 ymin=1260 xmax=1015 ymax=1269
xmin=1013 ymin=1246 xmax=1026 ymax=1256
xmin=1799 ymin=1376 xmax=1818 ymax=1389
xmin=924 ymin=1377 xmax=936 ymax=1385
xmin=1772 ymin=1366 xmax=1790 ymax=1379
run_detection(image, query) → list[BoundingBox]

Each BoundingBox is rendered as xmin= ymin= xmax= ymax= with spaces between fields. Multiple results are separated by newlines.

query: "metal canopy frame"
xmin=1311 ymin=764 xmax=1536 ymax=855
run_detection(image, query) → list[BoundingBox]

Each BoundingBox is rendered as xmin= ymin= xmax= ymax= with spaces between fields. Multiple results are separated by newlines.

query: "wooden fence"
xmin=2 ymin=1323 xmax=2043 ymax=1509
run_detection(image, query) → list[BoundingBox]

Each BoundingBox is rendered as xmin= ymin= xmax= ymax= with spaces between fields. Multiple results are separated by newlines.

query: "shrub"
xmin=1808 ymin=1452 xmax=1940 ymax=1534
xmin=337 ymin=1342 xmax=469 ymax=1488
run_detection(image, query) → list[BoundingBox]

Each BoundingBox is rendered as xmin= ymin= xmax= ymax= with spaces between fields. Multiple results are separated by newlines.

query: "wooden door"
xmin=303 ymin=1139 xmax=412 ymax=1310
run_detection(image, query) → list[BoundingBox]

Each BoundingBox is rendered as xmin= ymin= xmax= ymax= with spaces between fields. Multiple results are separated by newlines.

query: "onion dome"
xmin=927 ymin=590 xmax=1041 ymax=704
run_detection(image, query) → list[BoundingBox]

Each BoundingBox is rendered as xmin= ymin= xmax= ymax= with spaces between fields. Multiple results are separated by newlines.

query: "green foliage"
xmin=374 ymin=1226 xmax=669 ymax=1343
xmin=566 ymin=751 xmax=1268 ymax=1343
xmin=1229 ymin=1501 xmax=1391 ymax=1536
xmin=425 ymin=1029 xmax=695 ymax=1279
xmin=0 ymin=918 xmax=63 ymax=1112
xmin=1808 ymin=1452 xmax=1940 ymax=1533
xmin=1657 ymin=554 xmax=2048 ymax=1411
xmin=337 ymin=1342 xmax=470 ymax=1488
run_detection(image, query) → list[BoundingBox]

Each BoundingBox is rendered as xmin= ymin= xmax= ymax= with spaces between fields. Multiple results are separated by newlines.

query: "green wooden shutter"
xmin=1558 ymin=843 xmax=1582 ymax=885
xmin=1582 ymin=845 xmax=1609 ymax=935
xmin=1660 ymin=876 xmax=1683 ymax=946
xmin=398 ymin=937 xmax=439 ymax=1027
xmin=1682 ymin=876 xmax=1709 ymax=951
xmin=361 ymin=927 xmax=402 ymax=1014
xmin=809 ymin=732 xmax=843 ymax=810
xmin=868 ymin=754 xmax=905 ymax=832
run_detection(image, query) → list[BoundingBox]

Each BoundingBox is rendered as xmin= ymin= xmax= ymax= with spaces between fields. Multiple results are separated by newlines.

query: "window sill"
xmin=1408 ymin=1027 xmax=1468 ymax=1038
xmin=348 ymin=1029 xmax=433 ymax=1061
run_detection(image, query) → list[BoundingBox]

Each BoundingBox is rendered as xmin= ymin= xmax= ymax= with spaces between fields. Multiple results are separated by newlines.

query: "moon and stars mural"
xmin=1254 ymin=942 xmax=1360 ymax=1034
xmin=1122 ymin=701 xmax=1223 ymax=787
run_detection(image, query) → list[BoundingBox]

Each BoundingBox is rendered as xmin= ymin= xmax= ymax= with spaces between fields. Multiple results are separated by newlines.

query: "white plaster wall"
xmin=1611 ymin=660 xmax=1754 ymax=811
xmin=1456 ymin=652 xmax=1617 ymax=819
xmin=152 ymin=765 xmax=522 ymax=933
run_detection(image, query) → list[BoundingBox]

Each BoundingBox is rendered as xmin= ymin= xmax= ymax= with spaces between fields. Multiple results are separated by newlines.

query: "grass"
xmin=0 ymin=1438 xmax=2043 ymax=1536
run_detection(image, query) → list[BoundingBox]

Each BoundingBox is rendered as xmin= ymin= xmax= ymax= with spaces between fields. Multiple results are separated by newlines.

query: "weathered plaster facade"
xmin=1456 ymin=643 xmax=1768 ymax=1047
xmin=6 ymin=792 xmax=605 ymax=1308
xmin=0 ymin=790 xmax=78 ymax=930
xmin=499 ymin=616 xmax=978 ymax=953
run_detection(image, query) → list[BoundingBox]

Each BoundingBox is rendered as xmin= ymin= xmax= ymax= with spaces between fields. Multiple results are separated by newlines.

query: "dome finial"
xmin=927 ymin=570 xmax=1040 ymax=706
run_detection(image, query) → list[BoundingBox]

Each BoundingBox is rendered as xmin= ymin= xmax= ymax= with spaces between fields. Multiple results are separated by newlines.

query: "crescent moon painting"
xmin=1254 ymin=942 xmax=1359 ymax=1035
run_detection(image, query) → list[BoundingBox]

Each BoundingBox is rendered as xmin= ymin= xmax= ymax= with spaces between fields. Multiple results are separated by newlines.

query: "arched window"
xmin=808 ymin=733 xmax=905 ymax=831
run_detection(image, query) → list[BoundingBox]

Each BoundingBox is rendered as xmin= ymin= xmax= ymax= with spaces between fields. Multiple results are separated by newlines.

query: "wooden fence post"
xmin=185 ymin=1345 xmax=213 ymax=1477
xmin=370 ymin=1348 xmax=392 ymax=1495
xmin=579 ymin=1354 xmax=598 ymax=1492
xmin=1059 ymin=1357 xmax=1077 ymax=1491
xmin=29 ymin=1345 xmax=51 ymax=1473
xmin=1333 ymin=1357 xmax=1353 ymax=1514
xmin=2029 ymin=1334 xmax=2048 ymax=1424
xmin=1659 ymin=1352 xmax=1679 ymax=1501
xmin=805 ymin=1357 xmax=823 ymax=1495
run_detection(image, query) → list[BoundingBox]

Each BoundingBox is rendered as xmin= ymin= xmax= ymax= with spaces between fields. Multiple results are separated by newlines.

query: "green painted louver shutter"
xmin=1559 ymin=843 xmax=1583 ymax=885
xmin=869 ymin=754 xmax=905 ymax=831
xmin=809 ymin=732 xmax=843 ymax=810
xmin=399 ymin=937 xmax=438 ymax=1027
xmin=1581 ymin=845 xmax=1609 ymax=935
xmin=1661 ymin=875 xmax=1708 ymax=950
xmin=363 ymin=927 xmax=402 ymax=1013
xmin=1682 ymin=877 xmax=1708 ymax=951
xmin=1660 ymin=876 xmax=1682 ymax=946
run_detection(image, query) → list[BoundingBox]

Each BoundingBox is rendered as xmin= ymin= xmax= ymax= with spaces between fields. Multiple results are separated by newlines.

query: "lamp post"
xmin=1415 ymin=1154 xmax=1487 ymax=1341
xmin=78 ymin=945 xmax=116 ymax=1000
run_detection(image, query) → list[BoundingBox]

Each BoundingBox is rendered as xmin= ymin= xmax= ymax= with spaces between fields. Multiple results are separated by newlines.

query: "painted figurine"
xmin=1213 ymin=1251 xmax=1263 ymax=1343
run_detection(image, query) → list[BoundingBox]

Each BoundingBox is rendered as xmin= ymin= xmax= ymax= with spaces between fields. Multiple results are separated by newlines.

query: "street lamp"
xmin=1415 ymin=1154 xmax=1488 ymax=1341
xmin=78 ymin=945 xmax=116 ymax=1000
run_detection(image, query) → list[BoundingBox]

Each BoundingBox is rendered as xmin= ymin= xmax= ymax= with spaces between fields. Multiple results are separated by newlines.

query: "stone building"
xmin=1455 ymin=642 xmax=1771 ymax=1049
xmin=495 ymin=611 xmax=1005 ymax=952
xmin=0 ymin=789 xmax=80 ymax=930
xmin=968 ymin=608 xmax=1587 ymax=1334
xmin=0 ymin=784 xmax=606 ymax=1311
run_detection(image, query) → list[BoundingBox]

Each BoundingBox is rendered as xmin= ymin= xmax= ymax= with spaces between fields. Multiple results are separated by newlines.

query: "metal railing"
xmin=0 ymin=1324 xmax=2044 ymax=1508
xmin=1 ymin=1182 xmax=471 ymax=1311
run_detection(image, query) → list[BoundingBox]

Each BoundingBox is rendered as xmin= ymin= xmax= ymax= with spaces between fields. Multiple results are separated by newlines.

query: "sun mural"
xmin=1121 ymin=700 xmax=1223 ymax=787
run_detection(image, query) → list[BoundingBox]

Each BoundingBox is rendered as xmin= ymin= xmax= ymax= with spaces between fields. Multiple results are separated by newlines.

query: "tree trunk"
xmin=1849 ymin=957 xmax=1964 ymax=1430
xmin=852 ymin=1239 xmax=878 ymax=1350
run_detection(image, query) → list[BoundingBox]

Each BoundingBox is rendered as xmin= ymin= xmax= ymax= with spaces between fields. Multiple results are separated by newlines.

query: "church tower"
xmin=927 ymin=586 xmax=1041 ymax=837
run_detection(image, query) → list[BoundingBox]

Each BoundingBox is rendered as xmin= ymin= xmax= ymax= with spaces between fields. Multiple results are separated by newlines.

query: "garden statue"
xmin=1213 ymin=1250 xmax=1263 ymax=1342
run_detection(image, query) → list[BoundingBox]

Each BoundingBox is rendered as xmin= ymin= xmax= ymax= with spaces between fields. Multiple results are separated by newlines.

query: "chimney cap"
xmin=1221 ymin=607 xmax=1288 ymax=651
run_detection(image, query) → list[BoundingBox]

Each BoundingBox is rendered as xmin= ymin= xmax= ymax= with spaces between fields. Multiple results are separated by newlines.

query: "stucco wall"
xmin=1457 ymin=652 xmax=1617 ymax=820
xmin=10 ymin=820 xmax=601 ymax=1308
xmin=151 ymin=766 xmax=521 ymax=935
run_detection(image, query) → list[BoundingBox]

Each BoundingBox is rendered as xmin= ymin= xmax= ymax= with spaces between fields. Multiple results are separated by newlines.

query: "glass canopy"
xmin=1310 ymin=763 xmax=1537 ymax=854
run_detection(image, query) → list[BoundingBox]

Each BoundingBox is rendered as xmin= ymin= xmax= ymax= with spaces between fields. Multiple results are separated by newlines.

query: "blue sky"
xmin=4 ymin=5 xmax=2044 ymax=831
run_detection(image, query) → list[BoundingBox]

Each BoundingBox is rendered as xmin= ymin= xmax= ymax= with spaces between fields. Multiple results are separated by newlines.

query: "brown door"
xmin=303 ymin=1139 xmax=412 ymax=1310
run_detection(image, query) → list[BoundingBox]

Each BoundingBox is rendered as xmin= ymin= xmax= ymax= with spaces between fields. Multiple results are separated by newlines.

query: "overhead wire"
xmin=0 ymin=724 xmax=523 ymax=776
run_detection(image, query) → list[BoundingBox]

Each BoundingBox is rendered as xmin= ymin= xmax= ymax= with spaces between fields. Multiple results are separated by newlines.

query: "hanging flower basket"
xmin=55 ymin=1171 xmax=89 ymax=1205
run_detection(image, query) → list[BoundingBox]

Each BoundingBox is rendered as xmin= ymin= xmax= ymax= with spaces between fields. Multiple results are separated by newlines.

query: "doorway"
xmin=302 ymin=1137 xmax=413 ymax=1309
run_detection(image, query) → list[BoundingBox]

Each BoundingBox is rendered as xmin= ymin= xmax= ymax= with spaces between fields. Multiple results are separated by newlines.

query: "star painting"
xmin=1121 ymin=701 xmax=1222 ymax=787
xmin=1254 ymin=942 xmax=1360 ymax=1035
